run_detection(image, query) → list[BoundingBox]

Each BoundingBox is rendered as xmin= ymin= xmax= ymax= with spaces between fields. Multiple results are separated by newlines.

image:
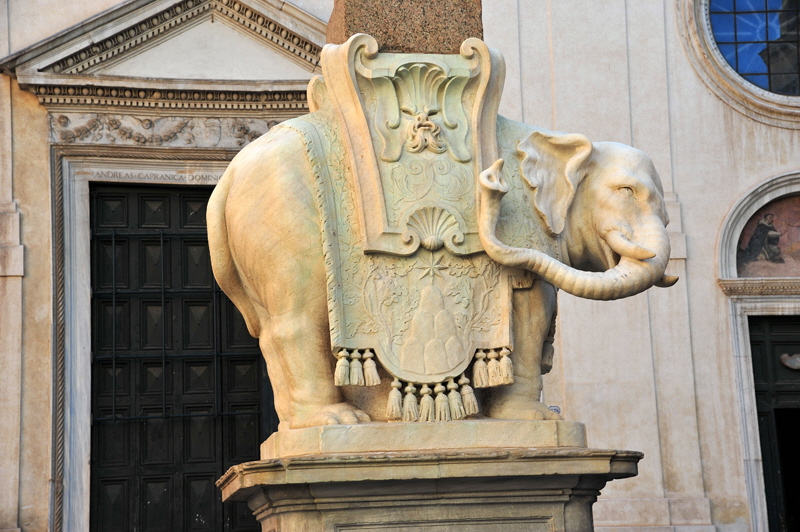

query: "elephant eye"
xmin=619 ymin=186 xmax=635 ymax=197
xmin=400 ymin=107 xmax=414 ymax=116
xmin=428 ymin=109 xmax=439 ymax=116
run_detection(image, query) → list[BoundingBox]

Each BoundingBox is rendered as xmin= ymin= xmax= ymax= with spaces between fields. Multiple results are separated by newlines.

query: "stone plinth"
xmin=261 ymin=420 xmax=587 ymax=458
xmin=218 ymin=422 xmax=641 ymax=531
xmin=326 ymin=0 xmax=482 ymax=53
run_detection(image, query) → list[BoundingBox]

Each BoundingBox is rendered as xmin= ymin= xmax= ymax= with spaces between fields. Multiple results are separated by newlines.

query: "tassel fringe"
xmin=459 ymin=374 xmax=479 ymax=416
xmin=500 ymin=347 xmax=514 ymax=385
xmin=363 ymin=349 xmax=380 ymax=386
xmin=473 ymin=350 xmax=489 ymax=388
xmin=447 ymin=378 xmax=465 ymax=420
xmin=386 ymin=378 xmax=402 ymax=421
xmin=402 ymin=383 xmax=419 ymax=422
xmin=349 ymin=350 xmax=365 ymax=386
xmin=418 ymin=385 xmax=434 ymax=422
xmin=487 ymin=349 xmax=502 ymax=386
xmin=435 ymin=382 xmax=451 ymax=422
xmin=334 ymin=349 xmax=350 ymax=386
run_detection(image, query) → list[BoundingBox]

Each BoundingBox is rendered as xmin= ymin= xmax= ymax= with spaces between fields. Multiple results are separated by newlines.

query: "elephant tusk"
xmin=654 ymin=274 xmax=679 ymax=288
xmin=605 ymin=230 xmax=656 ymax=260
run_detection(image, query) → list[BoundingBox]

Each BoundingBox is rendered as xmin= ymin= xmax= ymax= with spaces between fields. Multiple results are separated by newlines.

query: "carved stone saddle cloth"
xmin=281 ymin=35 xmax=545 ymax=393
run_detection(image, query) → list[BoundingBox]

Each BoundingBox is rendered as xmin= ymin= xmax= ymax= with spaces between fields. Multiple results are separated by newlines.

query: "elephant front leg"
xmin=483 ymin=282 xmax=561 ymax=421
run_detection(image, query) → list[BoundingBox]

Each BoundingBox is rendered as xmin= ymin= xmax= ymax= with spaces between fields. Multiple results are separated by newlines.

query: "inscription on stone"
xmin=91 ymin=170 xmax=221 ymax=184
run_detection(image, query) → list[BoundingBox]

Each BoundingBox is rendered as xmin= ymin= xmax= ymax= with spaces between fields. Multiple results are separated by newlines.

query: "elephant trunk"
xmin=477 ymin=160 xmax=675 ymax=301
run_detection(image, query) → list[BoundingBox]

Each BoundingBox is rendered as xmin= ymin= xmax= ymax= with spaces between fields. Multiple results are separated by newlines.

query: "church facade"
xmin=0 ymin=1 xmax=796 ymax=530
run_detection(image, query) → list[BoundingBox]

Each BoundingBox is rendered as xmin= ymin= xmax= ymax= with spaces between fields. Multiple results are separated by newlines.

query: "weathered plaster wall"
xmin=12 ymin=80 xmax=53 ymax=532
xmin=2 ymin=2 xmax=119 ymax=530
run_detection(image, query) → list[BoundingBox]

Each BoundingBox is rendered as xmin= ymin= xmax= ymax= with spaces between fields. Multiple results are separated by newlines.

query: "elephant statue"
xmin=207 ymin=35 xmax=676 ymax=431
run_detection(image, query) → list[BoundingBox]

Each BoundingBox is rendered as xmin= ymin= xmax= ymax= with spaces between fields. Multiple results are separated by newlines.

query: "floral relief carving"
xmin=49 ymin=113 xmax=281 ymax=148
xmin=385 ymin=156 xmax=474 ymax=231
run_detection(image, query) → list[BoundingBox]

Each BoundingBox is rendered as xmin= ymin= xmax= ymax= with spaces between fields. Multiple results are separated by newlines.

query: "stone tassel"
xmin=472 ymin=350 xmax=489 ymax=388
xmin=500 ymin=347 xmax=514 ymax=385
xmin=487 ymin=349 xmax=503 ymax=387
xmin=334 ymin=349 xmax=350 ymax=386
xmin=435 ymin=382 xmax=451 ymax=422
xmin=402 ymin=383 xmax=419 ymax=422
xmin=349 ymin=350 xmax=365 ymax=386
xmin=418 ymin=385 xmax=435 ymax=422
xmin=459 ymin=374 xmax=479 ymax=416
xmin=363 ymin=349 xmax=380 ymax=386
xmin=447 ymin=378 xmax=465 ymax=420
xmin=386 ymin=378 xmax=403 ymax=421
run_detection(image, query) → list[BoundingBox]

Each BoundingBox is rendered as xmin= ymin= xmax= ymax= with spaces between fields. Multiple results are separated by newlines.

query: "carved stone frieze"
xmin=44 ymin=0 xmax=321 ymax=76
xmin=49 ymin=113 xmax=281 ymax=148
xmin=32 ymin=85 xmax=308 ymax=112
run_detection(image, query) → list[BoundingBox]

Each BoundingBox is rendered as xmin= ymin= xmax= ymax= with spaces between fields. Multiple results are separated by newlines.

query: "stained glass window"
xmin=710 ymin=0 xmax=800 ymax=95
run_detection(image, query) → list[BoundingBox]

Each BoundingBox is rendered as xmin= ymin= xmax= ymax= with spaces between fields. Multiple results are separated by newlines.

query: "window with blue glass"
xmin=710 ymin=0 xmax=800 ymax=95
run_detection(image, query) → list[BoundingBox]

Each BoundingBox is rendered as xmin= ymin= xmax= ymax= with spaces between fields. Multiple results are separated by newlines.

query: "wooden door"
xmin=89 ymin=184 xmax=277 ymax=531
xmin=749 ymin=316 xmax=800 ymax=532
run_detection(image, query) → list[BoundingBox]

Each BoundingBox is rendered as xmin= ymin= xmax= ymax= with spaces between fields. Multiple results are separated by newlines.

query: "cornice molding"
xmin=718 ymin=278 xmax=800 ymax=296
xmin=31 ymin=83 xmax=309 ymax=114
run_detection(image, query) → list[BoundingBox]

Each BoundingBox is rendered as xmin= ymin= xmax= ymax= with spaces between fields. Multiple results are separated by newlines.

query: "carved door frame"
xmin=51 ymin=146 xmax=237 ymax=531
xmin=726 ymin=297 xmax=800 ymax=532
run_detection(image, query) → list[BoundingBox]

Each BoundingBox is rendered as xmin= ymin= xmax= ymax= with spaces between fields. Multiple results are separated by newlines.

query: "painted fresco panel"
xmin=738 ymin=195 xmax=800 ymax=277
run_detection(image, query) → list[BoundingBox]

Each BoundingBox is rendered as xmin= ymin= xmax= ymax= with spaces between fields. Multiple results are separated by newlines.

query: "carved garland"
xmin=45 ymin=0 xmax=320 ymax=75
xmin=29 ymin=85 xmax=309 ymax=111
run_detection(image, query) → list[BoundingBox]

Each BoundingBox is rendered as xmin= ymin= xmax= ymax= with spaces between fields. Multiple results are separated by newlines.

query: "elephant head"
xmin=478 ymin=129 xmax=678 ymax=300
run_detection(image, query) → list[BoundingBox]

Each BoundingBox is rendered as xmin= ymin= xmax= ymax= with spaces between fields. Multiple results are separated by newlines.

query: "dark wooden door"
xmin=749 ymin=316 xmax=800 ymax=532
xmin=89 ymin=184 xmax=277 ymax=532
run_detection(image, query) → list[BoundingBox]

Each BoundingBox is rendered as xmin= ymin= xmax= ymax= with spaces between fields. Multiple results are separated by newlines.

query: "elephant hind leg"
xmin=261 ymin=309 xmax=371 ymax=430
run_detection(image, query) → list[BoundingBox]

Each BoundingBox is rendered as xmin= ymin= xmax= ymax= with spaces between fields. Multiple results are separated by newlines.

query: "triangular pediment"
xmin=0 ymin=0 xmax=325 ymax=112
xmin=95 ymin=18 xmax=314 ymax=81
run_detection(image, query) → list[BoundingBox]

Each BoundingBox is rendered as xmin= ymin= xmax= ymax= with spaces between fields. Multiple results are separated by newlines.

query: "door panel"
xmin=90 ymin=184 xmax=277 ymax=532
xmin=748 ymin=316 xmax=800 ymax=532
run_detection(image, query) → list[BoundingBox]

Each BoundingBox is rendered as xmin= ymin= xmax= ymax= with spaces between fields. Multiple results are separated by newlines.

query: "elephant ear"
xmin=518 ymin=129 xmax=593 ymax=236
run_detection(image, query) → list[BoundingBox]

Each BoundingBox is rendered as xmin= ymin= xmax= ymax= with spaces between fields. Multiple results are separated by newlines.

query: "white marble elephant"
xmin=207 ymin=117 xmax=676 ymax=431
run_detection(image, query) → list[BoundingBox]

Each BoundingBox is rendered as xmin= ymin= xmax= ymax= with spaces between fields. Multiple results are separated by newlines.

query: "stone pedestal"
xmin=217 ymin=421 xmax=641 ymax=531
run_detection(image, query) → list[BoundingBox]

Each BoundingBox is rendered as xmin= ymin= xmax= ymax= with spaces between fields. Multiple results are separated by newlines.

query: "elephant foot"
xmin=486 ymin=398 xmax=562 ymax=421
xmin=288 ymin=402 xmax=371 ymax=429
